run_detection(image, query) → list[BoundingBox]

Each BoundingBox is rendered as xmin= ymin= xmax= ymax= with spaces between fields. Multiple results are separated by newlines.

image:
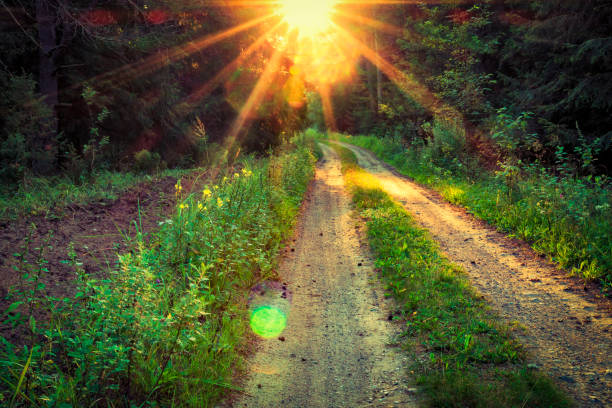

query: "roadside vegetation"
xmin=330 ymin=128 xmax=612 ymax=291
xmin=0 ymin=138 xmax=316 ymax=407
xmin=0 ymin=167 xmax=192 ymax=221
xmin=331 ymin=141 xmax=573 ymax=407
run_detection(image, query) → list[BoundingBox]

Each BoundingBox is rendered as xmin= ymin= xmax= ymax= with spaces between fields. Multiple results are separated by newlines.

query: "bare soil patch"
xmin=339 ymin=141 xmax=612 ymax=407
xmin=230 ymin=144 xmax=417 ymax=407
xmin=0 ymin=171 xmax=208 ymax=345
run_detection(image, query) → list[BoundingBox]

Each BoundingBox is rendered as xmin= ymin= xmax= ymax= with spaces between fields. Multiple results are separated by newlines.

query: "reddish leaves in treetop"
xmin=448 ymin=9 xmax=472 ymax=25
xmin=80 ymin=9 xmax=117 ymax=26
xmin=145 ymin=9 xmax=170 ymax=25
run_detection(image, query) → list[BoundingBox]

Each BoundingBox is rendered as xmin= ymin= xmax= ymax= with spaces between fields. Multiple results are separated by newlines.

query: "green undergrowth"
xmin=332 ymin=131 xmax=612 ymax=291
xmin=0 ymin=168 xmax=191 ymax=220
xmin=0 ymin=139 xmax=316 ymax=407
xmin=331 ymin=143 xmax=573 ymax=407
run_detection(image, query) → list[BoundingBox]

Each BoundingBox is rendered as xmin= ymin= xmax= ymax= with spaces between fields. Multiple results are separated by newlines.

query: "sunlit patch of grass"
xmin=331 ymin=142 xmax=574 ymax=407
xmin=0 ymin=140 xmax=317 ymax=407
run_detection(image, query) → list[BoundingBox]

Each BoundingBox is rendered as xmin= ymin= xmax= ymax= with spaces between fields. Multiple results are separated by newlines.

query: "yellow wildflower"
xmin=213 ymin=185 xmax=219 ymax=190
xmin=179 ymin=203 xmax=188 ymax=209
xmin=222 ymin=176 xmax=228 ymax=183
xmin=217 ymin=197 xmax=223 ymax=207
xmin=197 ymin=203 xmax=203 ymax=210
xmin=234 ymin=172 xmax=239 ymax=178
xmin=202 ymin=188 xmax=211 ymax=198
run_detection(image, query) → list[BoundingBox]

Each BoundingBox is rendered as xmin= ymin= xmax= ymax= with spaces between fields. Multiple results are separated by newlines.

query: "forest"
xmin=0 ymin=0 xmax=611 ymax=407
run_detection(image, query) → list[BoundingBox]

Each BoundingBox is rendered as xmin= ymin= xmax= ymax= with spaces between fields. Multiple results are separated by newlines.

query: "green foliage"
xmin=305 ymin=92 xmax=325 ymax=131
xmin=0 ymin=144 xmax=316 ymax=407
xmin=0 ymin=73 xmax=53 ymax=183
xmin=0 ymin=169 xmax=188 ymax=220
xmin=332 ymin=142 xmax=573 ymax=407
xmin=490 ymin=108 xmax=539 ymax=161
xmin=292 ymin=128 xmax=325 ymax=160
xmin=133 ymin=149 xmax=166 ymax=173
xmin=336 ymin=134 xmax=612 ymax=289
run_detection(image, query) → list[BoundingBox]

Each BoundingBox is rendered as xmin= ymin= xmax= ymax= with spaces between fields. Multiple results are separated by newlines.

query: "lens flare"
xmin=279 ymin=0 xmax=338 ymax=36
xmin=250 ymin=305 xmax=287 ymax=338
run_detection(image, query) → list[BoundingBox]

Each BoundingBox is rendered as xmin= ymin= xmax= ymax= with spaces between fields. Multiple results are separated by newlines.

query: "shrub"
xmin=133 ymin=149 xmax=165 ymax=173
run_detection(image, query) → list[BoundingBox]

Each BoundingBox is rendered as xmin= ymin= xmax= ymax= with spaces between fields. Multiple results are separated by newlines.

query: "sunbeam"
xmin=337 ymin=0 xmax=469 ymax=5
xmin=319 ymin=85 xmax=337 ymax=131
xmin=331 ymin=22 xmax=462 ymax=121
xmin=334 ymin=10 xmax=408 ymax=37
xmin=80 ymin=13 xmax=277 ymax=92
xmin=178 ymin=21 xmax=284 ymax=112
xmin=333 ymin=9 xmax=406 ymax=37
xmin=225 ymin=48 xmax=284 ymax=153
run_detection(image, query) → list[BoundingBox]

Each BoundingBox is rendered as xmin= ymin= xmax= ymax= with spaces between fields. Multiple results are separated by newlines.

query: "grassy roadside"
xmin=0 ymin=168 xmax=193 ymax=220
xmin=0 ymin=139 xmax=316 ymax=407
xmin=330 ymin=142 xmax=573 ymax=407
xmin=330 ymin=130 xmax=612 ymax=291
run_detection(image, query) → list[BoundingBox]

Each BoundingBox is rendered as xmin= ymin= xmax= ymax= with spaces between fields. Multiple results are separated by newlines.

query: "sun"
xmin=279 ymin=0 xmax=338 ymax=36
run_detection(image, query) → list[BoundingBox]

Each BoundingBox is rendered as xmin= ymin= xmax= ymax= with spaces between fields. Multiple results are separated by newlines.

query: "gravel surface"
xmin=339 ymin=141 xmax=612 ymax=407
xmin=230 ymin=144 xmax=417 ymax=408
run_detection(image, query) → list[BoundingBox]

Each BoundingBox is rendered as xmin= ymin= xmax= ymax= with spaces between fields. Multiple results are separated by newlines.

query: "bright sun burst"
xmin=279 ymin=0 xmax=338 ymax=36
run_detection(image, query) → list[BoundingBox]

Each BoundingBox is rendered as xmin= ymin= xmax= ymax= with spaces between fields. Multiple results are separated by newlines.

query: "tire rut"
xmin=230 ymin=144 xmax=417 ymax=408
xmin=337 ymin=141 xmax=612 ymax=407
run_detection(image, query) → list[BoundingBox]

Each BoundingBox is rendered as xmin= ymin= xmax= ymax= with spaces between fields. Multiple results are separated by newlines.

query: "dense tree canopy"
xmin=1 ymin=0 xmax=611 ymax=181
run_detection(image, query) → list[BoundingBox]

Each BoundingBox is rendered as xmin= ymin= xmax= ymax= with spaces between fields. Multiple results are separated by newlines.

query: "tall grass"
xmin=0 ymin=142 xmax=316 ymax=407
xmin=333 ymin=126 xmax=612 ymax=289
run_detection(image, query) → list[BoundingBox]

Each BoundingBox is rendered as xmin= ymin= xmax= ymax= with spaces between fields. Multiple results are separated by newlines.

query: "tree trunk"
xmin=374 ymin=32 xmax=382 ymax=106
xmin=34 ymin=0 xmax=58 ymax=174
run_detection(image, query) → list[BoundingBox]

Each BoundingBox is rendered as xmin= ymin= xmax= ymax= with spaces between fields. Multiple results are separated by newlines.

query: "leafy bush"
xmin=133 ymin=149 xmax=165 ymax=173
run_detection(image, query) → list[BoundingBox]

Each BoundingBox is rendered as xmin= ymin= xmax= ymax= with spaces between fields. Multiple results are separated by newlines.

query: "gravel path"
xmin=338 ymin=141 xmax=612 ymax=407
xmin=231 ymin=144 xmax=417 ymax=407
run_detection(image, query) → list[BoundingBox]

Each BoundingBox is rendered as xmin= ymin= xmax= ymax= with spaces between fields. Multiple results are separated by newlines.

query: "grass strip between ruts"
xmin=330 ymin=141 xmax=573 ymax=408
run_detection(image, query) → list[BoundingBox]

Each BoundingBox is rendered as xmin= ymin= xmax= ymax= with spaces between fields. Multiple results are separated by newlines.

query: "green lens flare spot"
xmin=250 ymin=305 xmax=287 ymax=338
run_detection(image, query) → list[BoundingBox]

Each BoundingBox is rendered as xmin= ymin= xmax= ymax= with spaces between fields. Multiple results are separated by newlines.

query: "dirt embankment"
xmin=231 ymin=144 xmax=417 ymax=407
xmin=338 ymin=141 xmax=612 ymax=407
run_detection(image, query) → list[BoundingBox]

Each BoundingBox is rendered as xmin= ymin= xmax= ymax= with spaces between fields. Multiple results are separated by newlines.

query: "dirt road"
xmin=232 ymin=144 xmax=417 ymax=407
xmin=338 ymin=141 xmax=612 ymax=407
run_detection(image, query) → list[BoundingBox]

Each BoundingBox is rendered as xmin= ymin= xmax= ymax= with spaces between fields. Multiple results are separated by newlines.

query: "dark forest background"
xmin=1 ymin=0 xmax=611 ymax=183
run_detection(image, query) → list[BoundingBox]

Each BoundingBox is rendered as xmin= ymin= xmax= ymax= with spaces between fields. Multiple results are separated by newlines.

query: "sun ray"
xmin=337 ymin=0 xmax=469 ymax=5
xmin=225 ymin=48 xmax=284 ymax=154
xmin=319 ymin=85 xmax=337 ymax=131
xmin=331 ymin=22 xmax=461 ymax=121
xmin=206 ymin=0 xmax=280 ymax=6
xmin=178 ymin=21 xmax=284 ymax=112
xmin=333 ymin=9 xmax=406 ymax=37
xmin=77 ymin=13 xmax=277 ymax=92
